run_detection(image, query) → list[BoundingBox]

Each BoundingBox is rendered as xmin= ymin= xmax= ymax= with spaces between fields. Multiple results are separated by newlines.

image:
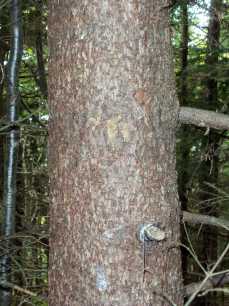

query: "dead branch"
xmin=0 ymin=280 xmax=47 ymax=302
xmin=179 ymin=107 xmax=229 ymax=130
xmin=183 ymin=211 xmax=229 ymax=231
xmin=184 ymin=272 xmax=229 ymax=297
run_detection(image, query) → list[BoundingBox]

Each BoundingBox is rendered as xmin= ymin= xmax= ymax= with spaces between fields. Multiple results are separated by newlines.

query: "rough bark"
xmin=48 ymin=1 xmax=183 ymax=305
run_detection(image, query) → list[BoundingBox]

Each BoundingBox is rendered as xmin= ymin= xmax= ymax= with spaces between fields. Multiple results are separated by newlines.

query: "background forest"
xmin=0 ymin=0 xmax=228 ymax=305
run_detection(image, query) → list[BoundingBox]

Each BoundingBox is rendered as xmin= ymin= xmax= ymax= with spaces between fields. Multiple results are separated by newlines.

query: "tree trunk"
xmin=0 ymin=0 xmax=22 ymax=305
xmin=197 ymin=1 xmax=222 ymax=305
xmin=36 ymin=30 xmax=48 ymax=99
xmin=177 ymin=0 xmax=189 ymax=289
xmin=48 ymin=1 xmax=183 ymax=305
xmin=0 ymin=10 xmax=9 ymax=208
xmin=35 ymin=1 xmax=48 ymax=99
xmin=178 ymin=0 xmax=189 ymax=211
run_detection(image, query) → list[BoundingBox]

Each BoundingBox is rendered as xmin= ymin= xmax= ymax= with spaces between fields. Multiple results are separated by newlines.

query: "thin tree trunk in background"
xmin=0 ymin=1 xmax=22 ymax=305
xmin=0 ymin=14 xmax=9 ymax=207
xmin=36 ymin=29 xmax=48 ymax=99
xmin=35 ymin=1 xmax=47 ymax=99
xmin=178 ymin=0 xmax=189 ymax=210
xmin=48 ymin=1 xmax=183 ymax=305
xmin=0 ymin=30 xmax=8 ymax=101
xmin=177 ymin=0 xmax=189 ymax=287
xmin=198 ymin=1 xmax=222 ymax=306
xmin=205 ymin=0 xmax=221 ymax=111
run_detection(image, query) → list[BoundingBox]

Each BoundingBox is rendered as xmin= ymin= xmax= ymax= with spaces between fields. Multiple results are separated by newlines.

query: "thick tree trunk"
xmin=48 ymin=1 xmax=183 ymax=305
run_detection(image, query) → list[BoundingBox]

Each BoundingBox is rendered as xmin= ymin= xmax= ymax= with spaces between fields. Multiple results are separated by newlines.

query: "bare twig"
xmin=0 ymin=115 xmax=31 ymax=132
xmin=0 ymin=63 xmax=4 ymax=84
xmin=182 ymin=224 xmax=206 ymax=274
xmin=185 ymin=272 xmax=229 ymax=297
xmin=200 ymin=287 xmax=229 ymax=296
xmin=0 ymin=280 xmax=47 ymax=301
xmin=185 ymin=243 xmax=229 ymax=305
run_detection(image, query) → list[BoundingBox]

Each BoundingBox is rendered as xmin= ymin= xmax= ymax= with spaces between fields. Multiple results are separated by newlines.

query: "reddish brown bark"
xmin=48 ymin=1 xmax=183 ymax=305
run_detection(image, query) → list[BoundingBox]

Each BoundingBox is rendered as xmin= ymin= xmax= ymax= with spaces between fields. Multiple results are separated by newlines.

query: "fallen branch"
xmin=179 ymin=107 xmax=229 ymax=130
xmin=183 ymin=211 xmax=229 ymax=231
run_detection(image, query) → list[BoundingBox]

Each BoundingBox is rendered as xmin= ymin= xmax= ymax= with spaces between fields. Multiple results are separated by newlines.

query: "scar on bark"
xmin=133 ymin=89 xmax=150 ymax=107
xmin=133 ymin=89 xmax=151 ymax=123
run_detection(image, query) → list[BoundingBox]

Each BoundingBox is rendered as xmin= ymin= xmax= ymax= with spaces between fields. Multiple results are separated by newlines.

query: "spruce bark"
xmin=48 ymin=1 xmax=183 ymax=305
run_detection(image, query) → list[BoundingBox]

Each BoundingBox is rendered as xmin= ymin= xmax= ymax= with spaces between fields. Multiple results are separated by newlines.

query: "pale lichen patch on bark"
xmin=88 ymin=114 xmax=102 ymax=131
xmin=120 ymin=122 xmax=130 ymax=142
xmin=95 ymin=265 xmax=108 ymax=292
xmin=106 ymin=115 xmax=122 ymax=143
